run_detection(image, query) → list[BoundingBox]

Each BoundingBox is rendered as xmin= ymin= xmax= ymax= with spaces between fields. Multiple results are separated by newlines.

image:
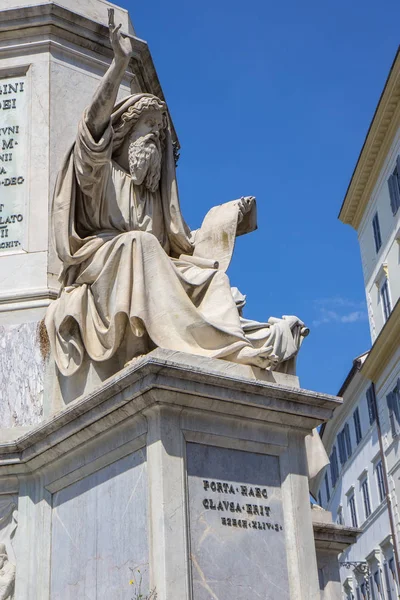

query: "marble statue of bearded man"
xmin=45 ymin=17 xmax=305 ymax=377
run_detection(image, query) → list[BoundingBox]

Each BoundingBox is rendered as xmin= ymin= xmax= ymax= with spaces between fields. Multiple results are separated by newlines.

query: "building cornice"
xmin=361 ymin=298 xmax=400 ymax=381
xmin=339 ymin=47 xmax=400 ymax=230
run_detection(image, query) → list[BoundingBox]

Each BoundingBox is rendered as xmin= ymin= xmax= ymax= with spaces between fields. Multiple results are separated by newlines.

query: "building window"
xmin=384 ymin=561 xmax=394 ymax=600
xmin=324 ymin=472 xmax=330 ymax=503
xmin=367 ymin=385 xmax=377 ymax=425
xmin=381 ymin=279 xmax=392 ymax=322
xmin=361 ymin=478 xmax=372 ymax=519
xmin=354 ymin=407 xmax=362 ymax=444
xmin=383 ymin=558 xmax=398 ymax=600
xmin=349 ymin=493 xmax=358 ymax=528
xmin=389 ymin=557 xmax=397 ymax=580
xmin=344 ymin=423 xmax=352 ymax=457
xmin=372 ymin=212 xmax=382 ymax=253
xmin=337 ymin=505 xmax=344 ymax=525
xmin=386 ymin=380 xmax=400 ymax=438
xmin=373 ymin=569 xmax=383 ymax=599
xmin=330 ymin=445 xmax=339 ymax=487
xmin=388 ymin=160 xmax=400 ymax=215
xmin=376 ymin=461 xmax=386 ymax=503
xmin=338 ymin=425 xmax=352 ymax=465
xmin=360 ymin=581 xmax=368 ymax=599
xmin=338 ymin=429 xmax=346 ymax=465
xmin=344 ymin=586 xmax=354 ymax=600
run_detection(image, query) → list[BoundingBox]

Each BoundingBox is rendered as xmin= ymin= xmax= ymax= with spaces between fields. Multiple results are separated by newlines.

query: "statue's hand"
xmin=237 ymin=196 xmax=255 ymax=223
xmin=108 ymin=8 xmax=134 ymax=60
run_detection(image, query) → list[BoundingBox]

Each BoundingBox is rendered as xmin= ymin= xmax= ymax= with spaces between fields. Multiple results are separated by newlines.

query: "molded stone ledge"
xmin=0 ymin=348 xmax=341 ymax=474
xmin=0 ymin=3 xmax=163 ymax=100
xmin=313 ymin=521 xmax=360 ymax=552
xmin=0 ymin=3 xmax=132 ymax=40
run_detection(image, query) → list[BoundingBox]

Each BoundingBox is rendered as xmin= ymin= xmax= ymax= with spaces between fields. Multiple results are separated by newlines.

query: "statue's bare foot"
xmin=231 ymin=346 xmax=275 ymax=369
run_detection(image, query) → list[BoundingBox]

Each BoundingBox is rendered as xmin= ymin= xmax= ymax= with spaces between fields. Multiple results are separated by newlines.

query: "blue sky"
xmin=120 ymin=0 xmax=399 ymax=395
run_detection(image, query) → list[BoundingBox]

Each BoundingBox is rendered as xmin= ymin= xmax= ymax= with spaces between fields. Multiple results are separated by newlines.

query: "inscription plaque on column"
xmin=187 ymin=443 xmax=290 ymax=599
xmin=0 ymin=75 xmax=27 ymax=253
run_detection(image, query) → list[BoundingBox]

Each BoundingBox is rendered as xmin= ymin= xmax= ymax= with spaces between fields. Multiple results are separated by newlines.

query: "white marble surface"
xmin=0 ymin=321 xmax=44 ymax=428
xmin=50 ymin=449 xmax=148 ymax=599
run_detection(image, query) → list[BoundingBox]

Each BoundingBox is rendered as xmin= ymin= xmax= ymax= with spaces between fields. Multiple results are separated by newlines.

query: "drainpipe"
xmin=372 ymin=382 xmax=400 ymax=590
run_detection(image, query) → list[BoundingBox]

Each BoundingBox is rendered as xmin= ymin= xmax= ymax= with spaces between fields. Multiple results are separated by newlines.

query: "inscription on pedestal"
xmin=202 ymin=478 xmax=284 ymax=533
xmin=187 ymin=443 xmax=290 ymax=600
xmin=0 ymin=76 xmax=27 ymax=253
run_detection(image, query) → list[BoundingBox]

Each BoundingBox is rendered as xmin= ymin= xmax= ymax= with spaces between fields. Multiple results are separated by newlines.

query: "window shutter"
xmin=393 ymin=387 xmax=400 ymax=436
xmin=353 ymin=408 xmax=362 ymax=444
xmin=370 ymin=575 xmax=376 ymax=600
xmin=388 ymin=173 xmax=400 ymax=215
xmin=396 ymin=155 xmax=400 ymax=201
xmin=384 ymin=562 xmax=393 ymax=600
xmin=344 ymin=423 xmax=352 ymax=457
xmin=329 ymin=455 xmax=336 ymax=487
xmin=338 ymin=431 xmax=347 ymax=465
xmin=387 ymin=392 xmax=396 ymax=436
xmin=329 ymin=445 xmax=339 ymax=486
xmin=333 ymin=446 xmax=339 ymax=481
xmin=367 ymin=385 xmax=377 ymax=425
xmin=324 ymin=472 xmax=330 ymax=502
xmin=372 ymin=213 xmax=382 ymax=252
xmin=372 ymin=216 xmax=379 ymax=251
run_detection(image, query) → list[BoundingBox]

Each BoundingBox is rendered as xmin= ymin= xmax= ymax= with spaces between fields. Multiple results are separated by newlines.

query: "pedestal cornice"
xmin=0 ymin=349 xmax=341 ymax=475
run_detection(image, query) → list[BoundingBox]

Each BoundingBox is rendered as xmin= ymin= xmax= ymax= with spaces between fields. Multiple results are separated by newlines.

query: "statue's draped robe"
xmin=46 ymin=95 xmax=255 ymax=376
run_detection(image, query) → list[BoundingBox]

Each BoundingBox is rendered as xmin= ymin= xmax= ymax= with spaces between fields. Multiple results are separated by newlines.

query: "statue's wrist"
xmin=113 ymin=54 xmax=130 ymax=69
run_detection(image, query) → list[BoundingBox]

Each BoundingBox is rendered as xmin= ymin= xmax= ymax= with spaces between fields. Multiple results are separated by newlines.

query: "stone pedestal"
xmin=0 ymin=349 xmax=341 ymax=599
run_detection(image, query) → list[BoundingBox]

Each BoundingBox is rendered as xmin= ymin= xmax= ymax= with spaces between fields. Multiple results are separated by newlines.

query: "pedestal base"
xmin=0 ymin=349 xmax=341 ymax=599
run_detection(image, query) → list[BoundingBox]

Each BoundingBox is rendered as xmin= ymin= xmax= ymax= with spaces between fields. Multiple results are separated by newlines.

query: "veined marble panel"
xmin=50 ymin=449 xmax=148 ymax=600
xmin=0 ymin=321 xmax=44 ymax=427
xmin=187 ymin=443 xmax=290 ymax=600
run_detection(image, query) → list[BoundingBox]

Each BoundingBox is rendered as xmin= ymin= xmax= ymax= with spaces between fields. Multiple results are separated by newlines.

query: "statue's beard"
xmin=128 ymin=133 xmax=162 ymax=193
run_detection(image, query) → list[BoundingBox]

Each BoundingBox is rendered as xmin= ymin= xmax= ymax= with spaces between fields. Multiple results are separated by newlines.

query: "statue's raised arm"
xmin=86 ymin=9 xmax=134 ymax=141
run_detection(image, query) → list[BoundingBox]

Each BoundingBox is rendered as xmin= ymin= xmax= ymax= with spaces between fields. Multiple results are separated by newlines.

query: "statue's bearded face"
xmin=128 ymin=132 xmax=162 ymax=192
xmin=128 ymin=110 xmax=164 ymax=192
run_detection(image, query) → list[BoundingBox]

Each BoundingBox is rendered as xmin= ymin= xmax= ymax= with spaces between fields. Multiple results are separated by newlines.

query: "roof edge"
xmin=339 ymin=46 xmax=400 ymax=229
